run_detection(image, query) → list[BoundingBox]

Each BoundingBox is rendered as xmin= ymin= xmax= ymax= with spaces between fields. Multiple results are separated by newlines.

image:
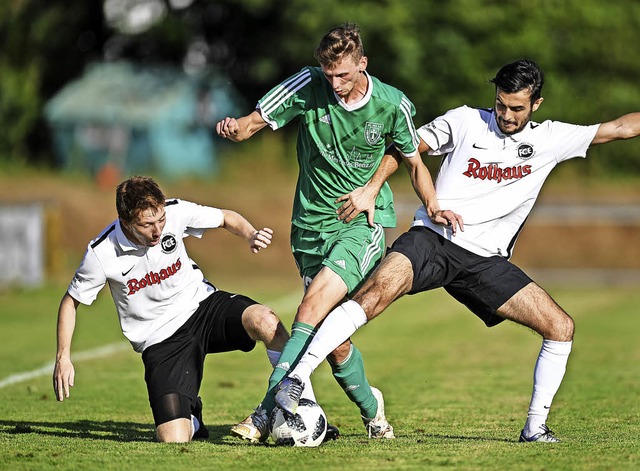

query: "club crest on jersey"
xmin=364 ymin=122 xmax=384 ymax=146
xmin=517 ymin=143 xmax=535 ymax=160
xmin=160 ymin=233 xmax=177 ymax=254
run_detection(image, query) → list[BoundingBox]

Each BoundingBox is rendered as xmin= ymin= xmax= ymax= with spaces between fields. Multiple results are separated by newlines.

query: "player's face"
xmin=321 ymin=55 xmax=367 ymax=100
xmin=494 ymin=88 xmax=543 ymax=135
xmin=126 ymin=206 xmax=166 ymax=247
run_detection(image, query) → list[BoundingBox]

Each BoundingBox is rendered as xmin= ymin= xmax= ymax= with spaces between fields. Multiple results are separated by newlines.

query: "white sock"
xmin=524 ymin=339 xmax=572 ymax=436
xmin=300 ymin=381 xmax=317 ymax=402
xmin=191 ymin=415 xmax=200 ymax=438
xmin=290 ymin=300 xmax=368 ymax=382
xmin=266 ymin=349 xmax=280 ymax=368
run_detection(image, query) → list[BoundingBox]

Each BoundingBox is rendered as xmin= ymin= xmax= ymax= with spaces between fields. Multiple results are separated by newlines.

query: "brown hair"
xmin=314 ymin=23 xmax=364 ymax=68
xmin=115 ymin=176 xmax=166 ymax=223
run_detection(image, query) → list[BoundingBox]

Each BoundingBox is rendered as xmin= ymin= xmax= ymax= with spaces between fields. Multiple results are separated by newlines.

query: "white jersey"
xmin=413 ymin=105 xmax=599 ymax=258
xmin=68 ymin=199 xmax=223 ymax=352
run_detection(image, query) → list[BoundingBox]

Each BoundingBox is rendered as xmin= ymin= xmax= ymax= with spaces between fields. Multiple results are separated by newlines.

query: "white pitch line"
xmin=0 ymin=291 xmax=303 ymax=390
xmin=0 ymin=342 xmax=130 ymax=389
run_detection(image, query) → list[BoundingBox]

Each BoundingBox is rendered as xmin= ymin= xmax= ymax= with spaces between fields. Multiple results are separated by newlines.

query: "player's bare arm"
xmin=53 ymin=293 xmax=80 ymax=401
xmin=220 ymin=209 xmax=273 ymax=254
xmin=591 ymin=112 xmax=640 ymax=145
xmin=335 ymin=153 xmax=400 ymax=226
xmin=394 ymin=140 xmax=464 ymax=234
xmin=215 ymin=111 xmax=268 ymax=142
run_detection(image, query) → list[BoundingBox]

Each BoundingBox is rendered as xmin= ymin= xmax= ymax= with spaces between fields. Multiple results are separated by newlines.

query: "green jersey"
xmin=257 ymin=66 xmax=420 ymax=231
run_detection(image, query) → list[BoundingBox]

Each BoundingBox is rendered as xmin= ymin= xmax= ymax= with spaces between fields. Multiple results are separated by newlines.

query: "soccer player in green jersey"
xmin=216 ymin=23 xmax=453 ymax=442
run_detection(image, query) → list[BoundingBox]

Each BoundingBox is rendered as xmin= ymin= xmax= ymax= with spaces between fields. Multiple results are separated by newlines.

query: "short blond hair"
xmin=314 ymin=23 xmax=364 ymax=68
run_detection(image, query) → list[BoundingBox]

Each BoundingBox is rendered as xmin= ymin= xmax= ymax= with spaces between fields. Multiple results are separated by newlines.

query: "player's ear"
xmin=532 ymin=97 xmax=544 ymax=112
xmin=359 ymin=55 xmax=368 ymax=72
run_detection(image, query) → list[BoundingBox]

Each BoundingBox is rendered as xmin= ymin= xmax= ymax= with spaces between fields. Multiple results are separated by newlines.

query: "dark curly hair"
xmin=490 ymin=59 xmax=545 ymax=104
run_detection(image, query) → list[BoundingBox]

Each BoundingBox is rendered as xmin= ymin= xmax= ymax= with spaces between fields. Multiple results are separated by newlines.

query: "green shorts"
xmin=291 ymin=222 xmax=386 ymax=295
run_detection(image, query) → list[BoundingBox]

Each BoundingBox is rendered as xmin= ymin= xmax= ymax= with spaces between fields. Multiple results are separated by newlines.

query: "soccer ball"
xmin=269 ymin=398 xmax=327 ymax=447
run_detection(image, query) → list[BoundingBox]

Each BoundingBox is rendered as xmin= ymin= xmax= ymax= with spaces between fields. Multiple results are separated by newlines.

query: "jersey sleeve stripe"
xmin=399 ymin=96 xmax=420 ymax=151
xmin=260 ymin=69 xmax=312 ymax=116
xmin=90 ymin=224 xmax=116 ymax=249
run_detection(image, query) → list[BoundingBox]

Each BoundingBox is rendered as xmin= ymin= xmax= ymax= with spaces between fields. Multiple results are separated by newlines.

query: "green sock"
xmin=261 ymin=321 xmax=316 ymax=414
xmin=330 ymin=343 xmax=378 ymax=418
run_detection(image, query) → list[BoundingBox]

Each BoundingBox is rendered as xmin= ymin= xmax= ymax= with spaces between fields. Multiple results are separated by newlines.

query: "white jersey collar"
xmin=115 ymin=219 xmax=142 ymax=252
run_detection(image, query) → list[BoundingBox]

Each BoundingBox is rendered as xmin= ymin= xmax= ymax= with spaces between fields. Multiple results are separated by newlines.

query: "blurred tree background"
xmin=1 ymin=0 xmax=640 ymax=175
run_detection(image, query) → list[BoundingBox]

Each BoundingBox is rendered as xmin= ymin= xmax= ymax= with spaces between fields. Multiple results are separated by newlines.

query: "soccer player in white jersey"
xmin=277 ymin=59 xmax=640 ymax=442
xmin=53 ymin=176 xmax=289 ymax=443
xmin=216 ymin=23 xmax=455 ymax=442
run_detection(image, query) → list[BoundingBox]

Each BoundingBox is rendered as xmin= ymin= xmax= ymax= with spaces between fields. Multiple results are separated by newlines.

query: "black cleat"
xmin=192 ymin=396 xmax=209 ymax=439
xmin=323 ymin=423 xmax=340 ymax=442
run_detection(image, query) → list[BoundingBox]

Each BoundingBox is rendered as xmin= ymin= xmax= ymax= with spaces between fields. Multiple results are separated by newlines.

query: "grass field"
xmin=1 ymin=280 xmax=638 ymax=470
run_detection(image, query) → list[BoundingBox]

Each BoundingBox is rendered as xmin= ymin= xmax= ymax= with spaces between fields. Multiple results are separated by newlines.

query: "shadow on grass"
xmin=419 ymin=432 xmax=515 ymax=443
xmin=0 ymin=420 xmax=248 ymax=445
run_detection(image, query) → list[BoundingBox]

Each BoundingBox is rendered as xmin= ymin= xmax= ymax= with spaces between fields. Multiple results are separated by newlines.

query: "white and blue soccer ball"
xmin=269 ymin=398 xmax=327 ymax=447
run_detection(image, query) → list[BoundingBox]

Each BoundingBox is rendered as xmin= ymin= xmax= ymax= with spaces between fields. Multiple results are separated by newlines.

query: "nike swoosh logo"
xmin=122 ymin=266 xmax=135 ymax=276
xmin=472 ymin=143 xmax=487 ymax=149
xmin=543 ymin=405 xmax=551 ymax=409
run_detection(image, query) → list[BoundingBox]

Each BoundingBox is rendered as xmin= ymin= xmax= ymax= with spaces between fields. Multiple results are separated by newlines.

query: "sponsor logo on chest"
xmin=126 ymin=258 xmax=182 ymax=295
xmin=464 ymin=142 xmax=535 ymax=183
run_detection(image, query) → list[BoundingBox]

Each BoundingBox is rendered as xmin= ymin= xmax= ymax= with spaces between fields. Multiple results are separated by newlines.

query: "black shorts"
xmin=389 ymin=226 xmax=532 ymax=327
xmin=141 ymin=290 xmax=257 ymax=425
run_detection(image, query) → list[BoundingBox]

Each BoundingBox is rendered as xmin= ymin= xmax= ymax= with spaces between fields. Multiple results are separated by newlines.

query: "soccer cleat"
xmin=192 ymin=396 xmax=209 ymax=439
xmin=519 ymin=424 xmax=561 ymax=443
xmin=230 ymin=405 xmax=269 ymax=443
xmin=275 ymin=375 xmax=305 ymax=415
xmin=362 ymin=386 xmax=395 ymax=439
xmin=324 ymin=423 xmax=340 ymax=442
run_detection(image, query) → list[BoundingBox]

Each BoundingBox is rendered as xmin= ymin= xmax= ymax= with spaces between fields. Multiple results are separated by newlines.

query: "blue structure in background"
xmin=45 ymin=62 xmax=241 ymax=178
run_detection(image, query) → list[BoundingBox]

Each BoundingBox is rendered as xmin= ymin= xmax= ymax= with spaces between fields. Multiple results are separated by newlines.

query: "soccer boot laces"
xmin=275 ymin=375 xmax=305 ymax=415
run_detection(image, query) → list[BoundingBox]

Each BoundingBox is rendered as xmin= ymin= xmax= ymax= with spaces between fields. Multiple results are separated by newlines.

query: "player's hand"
xmin=431 ymin=209 xmax=464 ymax=236
xmin=250 ymin=227 xmax=273 ymax=253
xmin=53 ymin=357 xmax=75 ymax=402
xmin=336 ymin=186 xmax=376 ymax=226
xmin=216 ymin=117 xmax=240 ymax=139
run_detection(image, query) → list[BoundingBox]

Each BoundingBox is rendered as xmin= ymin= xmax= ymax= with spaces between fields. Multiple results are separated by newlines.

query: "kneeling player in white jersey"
xmin=276 ymin=59 xmax=640 ymax=442
xmin=53 ymin=175 xmax=288 ymax=443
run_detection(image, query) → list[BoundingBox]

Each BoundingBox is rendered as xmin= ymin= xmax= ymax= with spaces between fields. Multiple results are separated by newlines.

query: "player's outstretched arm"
xmin=406 ymin=140 xmax=464 ymax=234
xmin=53 ymin=293 xmax=79 ymax=402
xmin=220 ymin=209 xmax=273 ymax=254
xmin=335 ymin=153 xmax=401 ymax=226
xmin=592 ymin=112 xmax=640 ymax=145
xmin=215 ymin=111 xmax=269 ymax=142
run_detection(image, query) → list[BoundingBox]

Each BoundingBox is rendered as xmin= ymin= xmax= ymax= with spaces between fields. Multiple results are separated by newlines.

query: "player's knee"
xmin=243 ymin=304 xmax=281 ymax=341
xmin=295 ymin=302 xmax=319 ymax=325
xmin=544 ymin=311 xmax=574 ymax=342
xmin=155 ymin=420 xmax=192 ymax=443
xmin=327 ymin=340 xmax=352 ymax=364
xmin=156 ymin=432 xmax=191 ymax=443
xmin=556 ymin=314 xmax=574 ymax=342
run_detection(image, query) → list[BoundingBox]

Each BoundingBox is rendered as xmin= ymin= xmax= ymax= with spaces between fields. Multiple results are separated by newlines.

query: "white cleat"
xmin=362 ymin=386 xmax=395 ymax=439
xmin=519 ymin=424 xmax=561 ymax=443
